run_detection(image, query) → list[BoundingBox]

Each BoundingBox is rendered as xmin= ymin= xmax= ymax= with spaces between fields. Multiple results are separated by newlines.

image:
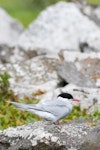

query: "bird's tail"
xmin=7 ymin=101 xmax=33 ymax=111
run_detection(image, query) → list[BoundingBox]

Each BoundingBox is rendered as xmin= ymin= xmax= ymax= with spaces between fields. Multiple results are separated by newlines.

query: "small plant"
xmin=0 ymin=72 xmax=12 ymax=101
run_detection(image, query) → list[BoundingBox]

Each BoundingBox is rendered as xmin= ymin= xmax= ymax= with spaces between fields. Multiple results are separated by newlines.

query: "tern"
xmin=8 ymin=93 xmax=80 ymax=123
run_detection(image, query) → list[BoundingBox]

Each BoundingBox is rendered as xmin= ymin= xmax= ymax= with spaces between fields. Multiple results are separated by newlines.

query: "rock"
xmin=93 ymin=6 xmax=100 ymax=25
xmin=0 ymin=8 xmax=23 ymax=46
xmin=0 ymin=55 xmax=59 ymax=98
xmin=83 ymin=5 xmax=100 ymax=27
xmin=58 ymin=51 xmax=100 ymax=88
xmin=0 ymin=8 xmax=23 ymax=63
xmin=71 ymin=0 xmax=100 ymax=27
xmin=0 ymin=121 xmax=93 ymax=150
xmin=56 ymin=61 xmax=95 ymax=88
xmin=18 ymin=2 xmax=100 ymax=54
xmin=79 ymin=58 xmax=100 ymax=86
xmin=58 ymin=50 xmax=100 ymax=62
xmin=80 ymin=126 xmax=100 ymax=150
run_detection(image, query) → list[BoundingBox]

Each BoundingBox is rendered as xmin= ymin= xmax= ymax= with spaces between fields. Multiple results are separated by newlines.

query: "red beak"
xmin=72 ymin=98 xmax=80 ymax=102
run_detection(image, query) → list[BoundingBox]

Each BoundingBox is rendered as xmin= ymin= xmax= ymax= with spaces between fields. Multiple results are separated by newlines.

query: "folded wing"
xmin=8 ymin=99 xmax=71 ymax=121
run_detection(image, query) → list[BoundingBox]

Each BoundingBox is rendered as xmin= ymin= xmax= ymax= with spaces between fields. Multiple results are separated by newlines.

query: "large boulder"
xmin=18 ymin=2 xmax=100 ymax=54
xmin=0 ymin=121 xmax=93 ymax=150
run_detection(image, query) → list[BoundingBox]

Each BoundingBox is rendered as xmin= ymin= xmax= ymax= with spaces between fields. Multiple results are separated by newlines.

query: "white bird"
xmin=8 ymin=93 xmax=80 ymax=123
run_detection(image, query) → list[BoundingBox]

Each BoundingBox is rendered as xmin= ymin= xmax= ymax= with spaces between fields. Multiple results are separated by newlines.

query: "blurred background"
xmin=0 ymin=0 xmax=100 ymax=130
xmin=0 ymin=0 xmax=100 ymax=27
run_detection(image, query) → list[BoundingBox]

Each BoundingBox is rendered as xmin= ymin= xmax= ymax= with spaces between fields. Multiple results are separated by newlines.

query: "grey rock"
xmin=18 ymin=2 xmax=100 ymax=54
xmin=0 ymin=8 xmax=23 ymax=63
xmin=58 ymin=51 xmax=100 ymax=88
xmin=56 ymin=61 xmax=95 ymax=88
xmin=58 ymin=50 xmax=100 ymax=62
xmin=80 ymin=126 xmax=100 ymax=150
xmin=0 ymin=55 xmax=59 ymax=98
xmin=0 ymin=8 xmax=23 ymax=47
xmin=79 ymin=58 xmax=100 ymax=86
xmin=93 ymin=6 xmax=100 ymax=24
xmin=0 ymin=121 xmax=93 ymax=150
xmin=83 ymin=5 xmax=100 ymax=27
xmin=71 ymin=0 xmax=100 ymax=27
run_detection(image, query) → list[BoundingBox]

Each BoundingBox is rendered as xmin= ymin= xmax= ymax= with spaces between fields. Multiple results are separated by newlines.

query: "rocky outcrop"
xmin=0 ymin=121 xmax=94 ymax=150
xmin=18 ymin=2 xmax=100 ymax=54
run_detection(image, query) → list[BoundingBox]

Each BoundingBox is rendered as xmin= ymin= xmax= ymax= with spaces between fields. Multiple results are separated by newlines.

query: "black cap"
xmin=58 ymin=93 xmax=73 ymax=99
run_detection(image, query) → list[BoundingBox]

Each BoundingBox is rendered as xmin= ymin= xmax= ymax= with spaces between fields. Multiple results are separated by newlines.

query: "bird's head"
xmin=58 ymin=93 xmax=80 ymax=103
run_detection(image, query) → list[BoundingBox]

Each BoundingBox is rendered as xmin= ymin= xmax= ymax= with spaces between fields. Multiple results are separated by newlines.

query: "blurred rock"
xmin=83 ymin=5 xmax=100 ymax=26
xmin=79 ymin=58 xmax=100 ymax=87
xmin=80 ymin=126 xmax=100 ymax=150
xmin=58 ymin=51 xmax=100 ymax=88
xmin=0 ymin=121 xmax=93 ymax=150
xmin=0 ymin=8 xmax=23 ymax=63
xmin=70 ymin=0 xmax=100 ymax=26
xmin=56 ymin=61 xmax=95 ymax=88
xmin=0 ymin=55 xmax=59 ymax=98
xmin=0 ymin=8 xmax=23 ymax=47
xmin=18 ymin=2 xmax=100 ymax=54
xmin=58 ymin=50 xmax=100 ymax=62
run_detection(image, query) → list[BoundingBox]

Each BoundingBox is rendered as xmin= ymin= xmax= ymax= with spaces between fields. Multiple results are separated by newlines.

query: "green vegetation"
xmin=0 ymin=72 xmax=13 ymax=101
xmin=65 ymin=105 xmax=100 ymax=121
xmin=0 ymin=72 xmax=100 ymax=130
xmin=88 ymin=0 xmax=100 ymax=4
xmin=0 ymin=0 xmax=100 ymax=27
xmin=0 ymin=0 xmax=41 ymax=27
